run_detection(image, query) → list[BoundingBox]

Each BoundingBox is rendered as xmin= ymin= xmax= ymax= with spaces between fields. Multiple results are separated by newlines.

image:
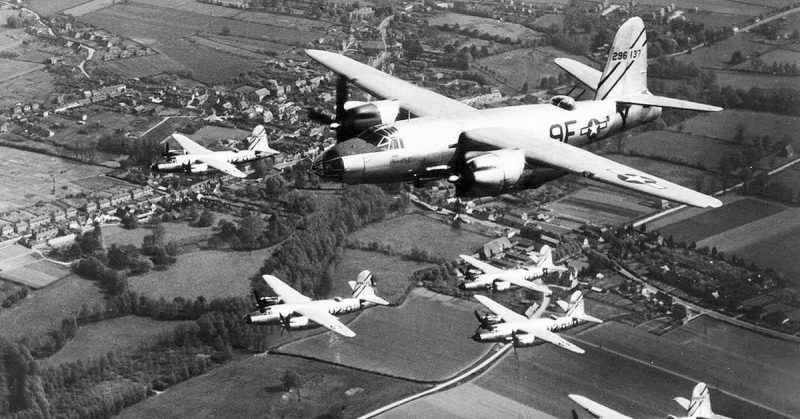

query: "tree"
xmin=121 ymin=213 xmax=139 ymax=229
xmin=730 ymin=51 xmax=743 ymax=65
xmin=281 ymin=371 xmax=302 ymax=398
xmin=196 ymin=209 xmax=215 ymax=228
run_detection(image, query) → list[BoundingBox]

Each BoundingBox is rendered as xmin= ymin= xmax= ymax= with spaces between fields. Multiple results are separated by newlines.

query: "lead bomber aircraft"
xmin=306 ymin=17 xmax=723 ymax=208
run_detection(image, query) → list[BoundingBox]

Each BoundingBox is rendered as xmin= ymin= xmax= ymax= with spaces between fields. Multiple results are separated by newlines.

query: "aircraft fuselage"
xmin=152 ymin=150 xmax=263 ymax=174
xmin=244 ymin=297 xmax=375 ymax=328
xmin=473 ymin=315 xmax=584 ymax=344
xmin=315 ymin=100 xmax=661 ymax=186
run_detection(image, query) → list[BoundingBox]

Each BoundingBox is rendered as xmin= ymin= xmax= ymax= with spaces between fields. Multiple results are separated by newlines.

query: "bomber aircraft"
xmin=150 ymin=125 xmax=278 ymax=177
xmin=472 ymin=290 xmax=602 ymax=354
xmin=569 ymin=382 xmax=733 ymax=419
xmin=243 ymin=270 xmax=389 ymax=337
xmin=459 ymin=245 xmax=566 ymax=294
xmin=305 ymin=17 xmax=722 ymax=208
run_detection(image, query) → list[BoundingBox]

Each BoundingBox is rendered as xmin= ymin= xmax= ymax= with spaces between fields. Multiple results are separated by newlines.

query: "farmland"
xmin=604 ymin=154 xmax=720 ymax=194
xmin=78 ymin=2 xmax=325 ymax=83
xmin=475 ymin=46 xmax=596 ymax=92
xmin=675 ymin=110 xmax=800 ymax=149
xmin=620 ymin=130 xmax=749 ymax=172
xmin=547 ymin=186 xmax=654 ymax=226
xmin=0 ymin=274 xmax=103 ymax=341
xmin=127 ymin=248 xmax=275 ymax=300
xmin=42 ymin=316 xmax=190 ymax=367
xmin=696 ymin=208 xmax=800 ymax=283
xmin=658 ymin=198 xmax=785 ymax=243
xmin=102 ymin=222 xmax=220 ymax=248
xmin=0 ymin=146 xmax=112 ymax=212
xmin=348 ymin=213 xmax=490 ymax=261
xmin=275 ymin=288 xmax=492 ymax=382
xmin=427 ymin=13 xmax=544 ymax=43
xmin=116 ymin=354 xmax=425 ymax=419
xmin=475 ymin=318 xmax=797 ymax=419
xmin=330 ymin=248 xmax=429 ymax=304
xmin=0 ymin=60 xmax=54 ymax=109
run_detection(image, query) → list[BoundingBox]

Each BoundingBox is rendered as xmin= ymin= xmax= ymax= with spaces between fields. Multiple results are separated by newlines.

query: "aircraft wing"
xmin=262 ymin=275 xmax=311 ymax=304
xmin=568 ymin=395 xmax=634 ymax=419
xmin=294 ymin=306 xmax=356 ymax=337
xmin=460 ymin=128 xmax=722 ymax=208
xmin=460 ymin=254 xmax=502 ymax=274
xmin=553 ymin=58 xmax=601 ymax=92
xmin=195 ymin=156 xmax=247 ymax=178
xmin=521 ymin=327 xmax=585 ymax=354
xmin=501 ymin=275 xmax=552 ymax=296
xmin=474 ymin=295 xmax=528 ymax=323
xmin=305 ymin=49 xmax=478 ymax=117
xmin=171 ymin=133 xmax=212 ymax=155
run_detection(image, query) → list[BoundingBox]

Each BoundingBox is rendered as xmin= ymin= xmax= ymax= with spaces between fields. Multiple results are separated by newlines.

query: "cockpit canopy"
xmin=353 ymin=125 xmax=404 ymax=151
xmin=550 ymin=95 xmax=576 ymax=111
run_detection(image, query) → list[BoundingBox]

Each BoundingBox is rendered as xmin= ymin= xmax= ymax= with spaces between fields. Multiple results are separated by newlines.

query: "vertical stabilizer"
xmin=535 ymin=245 xmax=554 ymax=268
xmin=596 ymin=17 xmax=648 ymax=100
xmin=563 ymin=291 xmax=603 ymax=323
xmin=248 ymin=125 xmax=278 ymax=154
xmin=687 ymin=382 xmax=714 ymax=418
xmin=348 ymin=270 xmax=389 ymax=306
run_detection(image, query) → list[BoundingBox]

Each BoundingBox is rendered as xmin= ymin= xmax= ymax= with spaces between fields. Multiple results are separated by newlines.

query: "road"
xmin=633 ymin=156 xmax=800 ymax=228
xmin=739 ymin=6 xmax=800 ymax=32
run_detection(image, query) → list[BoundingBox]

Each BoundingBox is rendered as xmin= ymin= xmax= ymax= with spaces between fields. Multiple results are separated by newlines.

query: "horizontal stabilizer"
xmin=553 ymin=58 xmax=600 ymax=92
xmin=618 ymin=94 xmax=722 ymax=112
xmin=576 ymin=313 xmax=604 ymax=324
xmin=674 ymin=396 xmax=691 ymax=411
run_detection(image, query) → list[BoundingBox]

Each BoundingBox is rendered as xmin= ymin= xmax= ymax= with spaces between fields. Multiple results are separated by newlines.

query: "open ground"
xmin=41 ymin=316 xmax=191 ymax=367
xmin=475 ymin=46 xmax=596 ymax=92
xmin=275 ymin=288 xmax=492 ymax=382
xmin=0 ymin=274 xmax=103 ymax=341
xmin=470 ymin=316 xmax=797 ymax=419
xmin=330 ymin=248 xmax=430 ymax=304
xmin=348 ymin=213 xmax=490 ymax=261
xmin=658 ymin=198 xmax=786 ymax=244
xmin=0 ymin=146 xmax=112 ymax=212
xmin=547 ymin=186 xmax=655 ymax=226
xmin=427 ymin=13 xmax=544 ymax=43
xmin=116 ymin=354 xmax=426 ymax=418
xmin=696 ymin=207 xmax=800 ymax=283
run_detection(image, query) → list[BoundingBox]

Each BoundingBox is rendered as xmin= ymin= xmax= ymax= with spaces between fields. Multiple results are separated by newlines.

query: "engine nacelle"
xmin=456 ymin=149 xmax=525 ymax=196
xmin=257 ymin=296 xmax=281 ymax=308
xmin=164 ymin=149 xmax=187 ymax=157
xmin=184 ymin=163 xmax=209 ymax=174
xmin=492 ymin=280 xmax=512 ymax=292
xmin=287 ymin=316 xmax=311 ymax=330
xmin=339 ymin=100 xmax=400 ymax=138
xmin=474 ymin=310 xmax=502 ymax=327
xmin=513 ymin=334 xmax=537 ymax=347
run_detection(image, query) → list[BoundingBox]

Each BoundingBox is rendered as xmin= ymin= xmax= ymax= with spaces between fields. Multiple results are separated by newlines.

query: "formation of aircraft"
xmin=150 ymin=125 xmax=278 ymax=177
xmin=471 ymin=290 xmax=602 ymax=354
xmin=459 ymin=245 xmax=566 ymax=294
xmin=305 ymin=16 xmax=722 ymax=209
xmin=570 ymin=382 xmax=732 ymax=419
xmin=243 ymin=270 xmax=388 ymax=337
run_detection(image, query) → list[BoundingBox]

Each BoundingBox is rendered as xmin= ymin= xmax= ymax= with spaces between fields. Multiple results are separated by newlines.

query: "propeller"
xmin=307 ymin=76 xmax=351 ymax=142
xmin=182 ymin=162 xmax=191 ymax=173
xmin=163 ymin=142 xmax=170 ymax=157
xmin=511 ymin=330 xmax=520 ymax=370
xmin=278 ymin=313 xmax=292 ymax=336
xmin=253 ymin=289 xmax=267 ymax=312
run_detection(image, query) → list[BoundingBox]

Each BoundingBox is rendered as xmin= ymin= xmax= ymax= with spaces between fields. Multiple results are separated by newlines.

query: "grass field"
xmin=475 ymin=317 xmax=797 ymax=419
xmin=713 ymin=70 xmax=800 ymax=90
xmin=675 ymin=110 xmax=800 ymax=149
xmin=696 ymin=208 xmax=800 ymax=283
xmin=348 ymin=213 xmax=490 ymax=261
xmin=475 ymin=46 xmax=595 ymax=92
xmin=330 ymin=249 xmax=429 ymax=305
xmin=102 ymin=222 xmax=218 ymax=248
xmin=604 ymin=154 xmax=721 ymax=194
xmin=79 ymin=3 xmax=322 ymax=83
xmin=128 ymin=248 xmax=274 ymax=300
xmin=276 ymin=288 xmax=492 ymax=382
xmin=42 ymin=316 xmax=190 ymax=367
xmin=0 ymin=274 xmax=103 ymax=341
xmin=0 ymin=146 xmax=112 ymax=212
xmin=658 ymin=198 xmax=785 ymax=243
xmin=547 ymin=186 xmax=655 ymax=226
xmin=427 ymin=13 xmax=544 ymax=42
xmin=621 ymin=130 xmax=748 ymax=172
xmin=383 ymin=383 xmax=555 ymax=419
xmin=63 ymin=0 xmax=114 ymax=16
xmin=0 ymin=62 xmax=54 ymax=108
xmin=674 ymin=33 xmax=773 ymax=70
xmin=116 ymin=354 xmax=425 ymax=418
xmin=26 ymin=0 xmax=93 ymax=16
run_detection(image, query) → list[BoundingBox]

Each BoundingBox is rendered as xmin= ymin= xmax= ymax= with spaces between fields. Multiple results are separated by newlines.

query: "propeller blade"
xmin=307 ymin=107 xmax=335 ymax=125
xmin=335 ymin=75 xmax=348 ymax=121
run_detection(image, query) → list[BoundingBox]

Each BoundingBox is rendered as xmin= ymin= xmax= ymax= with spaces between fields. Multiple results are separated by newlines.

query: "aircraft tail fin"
xmin=247 ymin=125 xmax=278 ymax=154
xmin=562 ymin=291 xmax=603 ymax=323
xmin=348 ymin=270 xmax=389 ymax=306
xmin=679 ymin=382 xmax=714 ymax=418
xmin=595 ymin=17 xmax=648 ymax=101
